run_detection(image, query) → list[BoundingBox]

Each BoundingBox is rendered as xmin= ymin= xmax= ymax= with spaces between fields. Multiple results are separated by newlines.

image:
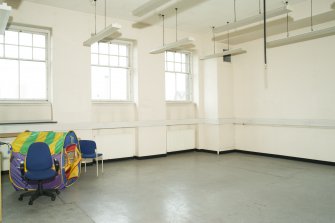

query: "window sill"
xmin=92 ymin=100 xmax=135 ymax=104
xmin=166 ymin=101 xmax=195 ymax=104
xmin=0 ymin=100 xmax=50 ymax=105
xmin=0 ymin=120 xmax=57 ymax=125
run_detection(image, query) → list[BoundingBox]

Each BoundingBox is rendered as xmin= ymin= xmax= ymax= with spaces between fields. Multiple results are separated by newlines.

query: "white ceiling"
xmin=20 ymin=0 xmax=307 ymax=33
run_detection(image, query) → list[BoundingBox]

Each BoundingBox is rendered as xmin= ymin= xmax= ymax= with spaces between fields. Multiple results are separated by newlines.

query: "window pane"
xmin=5 ymin=31 xmax=18 ymax=45
xmin=119 ymin=57 xmax=127 ymax=67
xmin=99 ymin=54 xmax=108 ymax=66
xmin=165 ymin=72 xmax=175 ymax=101
xmin=167 ymin=62 xmax=174 ymax=72
xmin=91 ymin=53 xmax=98 ymax=65
xmin=110 ymin=44 xmax=118 ymax=55
xmin=19 ymin=46 xmax=33 ymax=60
xmin=181 ymin=63 xmax=186 ymax=73
xmin=19 ymin=32 xmax=32 ymax=46
xmin=91 ymin=66 xmax=110 ymax=100
xmin=33 ymin=48 xmax=45 ymax=60
xmin=109 ymin=56 xmax=118 ymax=66
xmin=0 ymin=59 xmax=19 ymax=99
xmin=176 ymin=73 xmax=187 ymax=101
xmin=5 ymin=45 xmax=18 ymax=58
xmin=99 ymin=43 xmax=109 ymax=54
xmin=110 ymin=68 xmax=127 ymax=100
xmin=175 ymin=53 xmax=182 ymax=62
xmin=20 ymin=61 xmax=47 ymax=99
xmin=33 ymin=34 xmax=45 ymax=48
xmin=175 ymin=63 xmax=182 ymax=72
xmin=181 ymin=54 xmax=186 ymax=63
xmin=0 ymin=44 xmax=3 ymax=57
xmin=0 ymin=34 xmax=3 ymax=44
xmin=166 ymin=52 xmax=174 ymax=61
xmin=91 ymin=43 xmax=98 ymax=53
xmin=119 ymin=45 xmax=127 ymax=56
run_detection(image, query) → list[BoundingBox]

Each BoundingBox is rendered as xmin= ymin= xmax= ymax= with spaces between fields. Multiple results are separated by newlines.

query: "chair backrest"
xmin=79 ymin=140 xmax=96 ymax=155
xmin=26 ymin=142 xmax=53 ymax=171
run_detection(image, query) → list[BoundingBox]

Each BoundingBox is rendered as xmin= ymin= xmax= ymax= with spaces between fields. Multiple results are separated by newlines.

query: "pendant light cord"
xmin=94 ymin=0 xmax=97 ymax=35
xmin=234 ymin=0 xmax=237 ymax=22
xmin=175 ymin=8 xmax=178 ymax=41
xmin=104 ymin=0 xmax=106 ymax=29
xmin=212 ymin=26 xmax=215 ymax=54
xmin=310 ymin=0 xmax=314 ymax=31
xmin=162 ymin=14 xmax=165 ymax=46
xmin=227 ymin=22 xmax=230 ymax=50
xmin=286 ymin=1 xmax=289 ymax=37
xmin=259 ymin=0 xmax=261 ymax=14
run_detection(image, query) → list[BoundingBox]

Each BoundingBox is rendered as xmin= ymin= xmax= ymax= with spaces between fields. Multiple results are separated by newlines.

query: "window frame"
xmin=0 ymin=25 xmax=51 ymax=103
xmin=165 ymin=50 xmax=193 ymax=102
xmin=90 ymin=40 xmax=133 ymax=102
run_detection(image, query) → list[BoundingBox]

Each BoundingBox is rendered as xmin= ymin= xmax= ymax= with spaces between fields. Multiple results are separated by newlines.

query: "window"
xmin=0 ymin=28 xmax=49 ymax=101
xmin=165 ymin=51 xmax=192 ymax=101
xmin=91 ymin=42 xmax=132 ymax=101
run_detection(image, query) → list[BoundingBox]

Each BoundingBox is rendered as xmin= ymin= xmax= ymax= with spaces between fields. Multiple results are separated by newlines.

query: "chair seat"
xmin=25 ymin=169 xmax=57 ymax=181
xmin=82 ymin=153 xmax=103 ymax=159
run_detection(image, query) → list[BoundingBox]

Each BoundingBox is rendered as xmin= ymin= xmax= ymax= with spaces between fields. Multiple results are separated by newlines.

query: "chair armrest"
xmin=19 ymin=161 xmax=25 ymax=177
xmin=54 ymin=158 xmax=60 ymax=172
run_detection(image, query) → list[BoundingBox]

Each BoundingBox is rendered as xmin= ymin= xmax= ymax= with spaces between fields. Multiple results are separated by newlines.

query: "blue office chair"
xmin=18 ymin=142 xmax=60 ymax=205
xmin=79 ymin=140 xmax=103 ymax=176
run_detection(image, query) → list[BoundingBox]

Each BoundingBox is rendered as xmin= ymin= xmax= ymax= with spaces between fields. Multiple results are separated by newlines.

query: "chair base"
xmin=19 ymin=181 xmax=60 ymax=205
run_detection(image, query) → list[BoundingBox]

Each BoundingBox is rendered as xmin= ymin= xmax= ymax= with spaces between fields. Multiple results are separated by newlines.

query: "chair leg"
xmin=20 ymin=181 xmax=58 ymax=205
xmin=96 ymin=157 xmax=99 ymax=176
xmin=84 ymin=159 xmax=87 ymax=173
xmin=101 ymin=156 xmax=104 ymax=174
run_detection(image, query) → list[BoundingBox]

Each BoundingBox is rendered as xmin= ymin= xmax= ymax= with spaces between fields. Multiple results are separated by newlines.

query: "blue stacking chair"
xmin=79 ymin=140 xmax=103 ymax=176
xmin=18 ymin=142 xmax=60 ymax=205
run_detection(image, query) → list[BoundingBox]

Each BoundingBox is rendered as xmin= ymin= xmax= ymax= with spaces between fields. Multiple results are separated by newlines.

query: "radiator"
xmin=93 ymin=130 xmax=136 ymax=160
xmin=167 ymin=129 xmax=196 ymax=152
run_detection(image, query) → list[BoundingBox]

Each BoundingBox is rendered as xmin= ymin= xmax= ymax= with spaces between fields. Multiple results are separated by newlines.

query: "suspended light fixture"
xmin=0 ymin=2 xmax=11 ymax=34
xmin=150 ymin=8 xmax=195 ymax=54
xmin=267 ymin=0 xmax=335 ymax=48
xmin=201 ymin=24 xmax=246 ymax=60
xmin=83 ymin=0 xmax=121 ymax=47
xmin=214 ymin=0 xmax=291 ymax=34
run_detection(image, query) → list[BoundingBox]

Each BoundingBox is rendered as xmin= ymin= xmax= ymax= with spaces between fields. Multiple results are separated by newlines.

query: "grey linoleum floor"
xmin=2 ymin=152 xmax=335 ymax=223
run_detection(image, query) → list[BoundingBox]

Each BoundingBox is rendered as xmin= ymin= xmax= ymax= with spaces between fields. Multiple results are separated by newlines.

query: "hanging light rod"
xmin=132 ymin=0 xmax=171 ymax=17
xmin=83 ymin=0 xmax=121 ymax=47
xmin=267 ymin=26 xmax=335 ymax=48
xmin=150 ymin=37 xmax=195 ymax=54
xmin=0 ymin=2 xmax=11 ymax=34
xmin=214 ymin=5 xmax=291 ymax=33
xmin=200 ymin=48 xmax=246 ymax=60
xmin=83 ymin=23 xmax=121 ymax=46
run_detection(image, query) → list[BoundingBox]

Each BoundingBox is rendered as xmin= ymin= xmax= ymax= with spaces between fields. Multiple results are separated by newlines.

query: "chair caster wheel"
xmin=18 ymin=196 xmax=23 ymax=201
xmin=28 ymin=200 xmax=33 ymax=205
xmin=51 ymin=196 xmax=56 ymax=201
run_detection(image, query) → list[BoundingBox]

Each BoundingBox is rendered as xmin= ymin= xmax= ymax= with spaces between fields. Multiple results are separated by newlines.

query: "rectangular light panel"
xmin=0 ymin=3 xmax=11 ymax=34
xmin=200 ymin=48 xmax=246 ymax=60
xmin=150 ymin=37 xmax=195 ymax=54
xmin=83 ymin=23 xmax=121 ymax=47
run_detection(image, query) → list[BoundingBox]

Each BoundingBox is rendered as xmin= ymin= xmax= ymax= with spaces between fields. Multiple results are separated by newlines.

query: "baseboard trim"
xmin=167 ymin=149 xmax=197 ymax=155
xmin=197 ymin=149 xmax=218 ymax=154
xmin=135 ymin=154 xmax=167 ymax=160
xmin=234 ymin=150 xmax=335 ymax=166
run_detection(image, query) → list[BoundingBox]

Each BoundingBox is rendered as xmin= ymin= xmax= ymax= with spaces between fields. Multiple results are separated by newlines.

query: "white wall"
xmin=233 ymin=0 xmax=335 ymax=161
xmin=0 ymin=1 xmax=205 ymax=165
xmin=1 ymin=0 xmax=335 ymax=167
